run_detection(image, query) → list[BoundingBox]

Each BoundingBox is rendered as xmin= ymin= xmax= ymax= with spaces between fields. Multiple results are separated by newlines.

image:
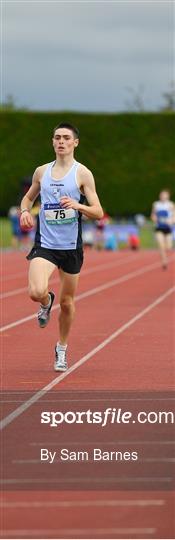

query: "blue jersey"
xmin=154 ymin=201 xmax=174 ymax=232
xmin=35 ymin=160 xmax=85 ymax=250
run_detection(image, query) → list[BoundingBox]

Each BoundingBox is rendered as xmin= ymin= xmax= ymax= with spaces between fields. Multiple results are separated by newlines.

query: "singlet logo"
xmin=51 ymin=185 xmax=64 ymax=201
xmin=50 ymin=183 xmax=64 ymax=187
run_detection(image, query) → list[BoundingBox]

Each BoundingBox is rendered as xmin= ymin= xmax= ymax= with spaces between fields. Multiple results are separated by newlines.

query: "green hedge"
xmin=1 ymin=111 xmax=175 ymax=216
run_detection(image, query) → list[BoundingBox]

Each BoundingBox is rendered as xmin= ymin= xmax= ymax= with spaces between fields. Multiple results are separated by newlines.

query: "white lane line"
xmin=29 ymin=440 xmax=175 ymax=446
xmin=2 ymin=397 xmax=174 ymax=402
xmin=0 ymin=270 xmax=28 ymax=282
xmin=142 ymin=458 xmax=175 ymax=462
xmin=0 ymin=253 xmax=141 ymax=299
xmin=1 ymin=285 xmax=31 ymax=299
xmin=11 ymin=457 xmax=175 ymax=464
xmin=1 ymin=477 xmax=171 ymax=485
xmin=1 ymin=257 xmax=173 ymax=332
xmin=0 ymin=527 xmax=157 ymax=537
xmin=0 ymin=499 xmax=164 ymax=508
xmin=0 ymin=285 xmax=174 ymax=430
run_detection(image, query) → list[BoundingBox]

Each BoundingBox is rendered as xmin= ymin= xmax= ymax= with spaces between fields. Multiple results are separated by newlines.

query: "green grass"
xmin=140 ymin=223 xmax=156 ymax=249
xmin=0 ymin=218 xmax=12 ymax=248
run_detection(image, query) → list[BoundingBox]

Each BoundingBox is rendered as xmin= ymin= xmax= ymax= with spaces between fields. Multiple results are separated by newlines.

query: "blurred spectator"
xmin=8 ymin=205 xmax=37 ymax=250
xmin=104 ymin=232 xmax=118 ymax=251
xmin=82 ymin=228 xmax=94 ymax=249
xmin=128 ymin=233 xmax=140 ymax=250
xmin=95 ymin=210 xmax=111 ymax=249
xmin=8 ymin=206 xmax=25 ymax=249
xmin=135 ymin=214 xmax=146 ymax=227
xmin=95 ymin=210 xmax=111 ymax=231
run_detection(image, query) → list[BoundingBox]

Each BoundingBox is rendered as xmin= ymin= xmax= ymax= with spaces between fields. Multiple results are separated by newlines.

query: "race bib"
xmin=44 ymin=203 xmax=77 ymax=225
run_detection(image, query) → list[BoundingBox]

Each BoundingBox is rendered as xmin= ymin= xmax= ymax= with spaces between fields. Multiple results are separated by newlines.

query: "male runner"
xmin=151 ymin=189 xmax=175 ymax=269
xmin=20 ymin=122 xmax=103 ymax=371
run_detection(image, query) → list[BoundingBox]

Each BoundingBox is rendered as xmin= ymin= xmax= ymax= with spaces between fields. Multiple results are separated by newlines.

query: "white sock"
xmin=57 ymin=342 xmax=67 ymax=350
xmin=41 ymin=293 xmax=51 ymax=310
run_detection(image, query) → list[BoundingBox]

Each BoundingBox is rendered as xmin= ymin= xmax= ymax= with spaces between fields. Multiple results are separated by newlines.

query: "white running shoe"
xmin=54 ymin=346 xmax=68 ymax=372
xmin=38 ymin=291 xmax=55 ymax=328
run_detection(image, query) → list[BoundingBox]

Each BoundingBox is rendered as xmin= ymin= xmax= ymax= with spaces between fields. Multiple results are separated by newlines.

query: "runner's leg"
xmin=165 ymin=233 xmax=173 ymax=251
xmin=28 ymin=257 xmax=56 ymax=306
xmin=155 ymin=232 xmax=167 ymax=266
xmin=58 ymin=269 xmax=80 ymax=345
xmin=164 ymin=233 xmax=173 ymax=266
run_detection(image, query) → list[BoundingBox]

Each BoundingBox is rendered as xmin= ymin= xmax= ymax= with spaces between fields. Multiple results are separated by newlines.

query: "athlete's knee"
xmin=60 ymin=296 xmax=75 ymax=315
xmin=28 ymin=283 xmax=48 ymax=302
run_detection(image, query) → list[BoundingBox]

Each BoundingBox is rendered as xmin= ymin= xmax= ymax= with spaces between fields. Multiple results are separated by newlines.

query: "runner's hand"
xmin=60 ymin=197 xmax=80 ymax=210
xmin=20 ymin=210 xmax=34 ymax=229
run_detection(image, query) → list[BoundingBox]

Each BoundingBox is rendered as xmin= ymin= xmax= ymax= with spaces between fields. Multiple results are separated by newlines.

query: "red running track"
xmin=0 ymin=248 xmax=175 ymax=539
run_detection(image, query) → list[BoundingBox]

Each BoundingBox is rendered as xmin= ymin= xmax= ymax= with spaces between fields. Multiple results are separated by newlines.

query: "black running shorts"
xmin=26 ymin=246 xmax=84 ymax=274
xmin=155 ymin=227 xmax=172 ymax=235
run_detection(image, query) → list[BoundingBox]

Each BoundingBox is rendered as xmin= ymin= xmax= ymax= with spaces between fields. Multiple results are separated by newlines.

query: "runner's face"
xmin=52 ymin=128 xmax=79 ymax=156
xmin=160 ymin=191 xmax=170 ymax=202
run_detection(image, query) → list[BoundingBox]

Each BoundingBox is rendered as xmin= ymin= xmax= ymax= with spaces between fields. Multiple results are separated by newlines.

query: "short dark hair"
xmin=53 ymin=122 xmax=79 ymax=139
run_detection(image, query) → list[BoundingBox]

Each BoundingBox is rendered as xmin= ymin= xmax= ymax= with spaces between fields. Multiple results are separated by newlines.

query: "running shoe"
xmin=38 ymin=291 xmax=55 ymax=328
xmin=54 ymin=346 xmax=68 ymax=372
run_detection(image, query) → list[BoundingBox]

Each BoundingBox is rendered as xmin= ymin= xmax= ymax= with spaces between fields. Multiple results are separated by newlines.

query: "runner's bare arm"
xmin=151 ymin=203 xmax=157 ymax=224
xmin=20 ymin=167 xmax=42 ymax=228
xmin=172 ymin=203 xmax=175 ymax=224
xmin=166 ymin=203 xmax=175 ymax=225
xmin=61 ymin=166 xmax=104 ymax=219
